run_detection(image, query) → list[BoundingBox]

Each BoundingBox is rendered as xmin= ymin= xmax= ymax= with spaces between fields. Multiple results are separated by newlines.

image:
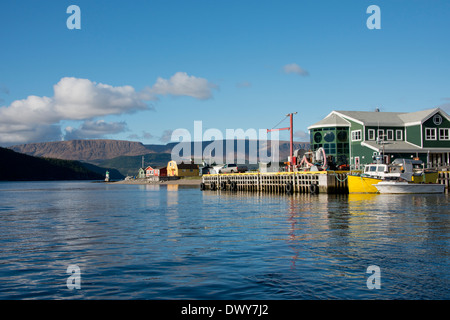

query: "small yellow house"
xmin=167 ymin=161 xmax=199 ymax=177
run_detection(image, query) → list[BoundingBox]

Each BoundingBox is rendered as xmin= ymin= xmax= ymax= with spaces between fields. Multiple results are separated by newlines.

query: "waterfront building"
xmin=308 ymin=108 xmax=450 ymax=169
xmin=137 ymin=167 xmax=146 ymax=179
xmin=167 ymin=160 xmax=199 ymax=177
xmin=145 ymin=166 xmax=160 ymax=177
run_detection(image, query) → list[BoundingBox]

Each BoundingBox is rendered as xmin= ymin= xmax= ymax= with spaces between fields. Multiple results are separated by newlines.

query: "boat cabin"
xmin=362 ymin=158 xmax=420 ymax=181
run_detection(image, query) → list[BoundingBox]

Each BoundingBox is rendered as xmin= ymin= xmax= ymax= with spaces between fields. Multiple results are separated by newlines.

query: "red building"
xmin=145 ymin=166 xmax=159 ymax=177
xmin=145 ymin=166 xmax=167 ymax=177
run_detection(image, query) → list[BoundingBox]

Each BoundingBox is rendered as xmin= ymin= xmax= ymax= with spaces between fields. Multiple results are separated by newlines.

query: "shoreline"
xmin=110 ymin=178 xmax=202 ymax=186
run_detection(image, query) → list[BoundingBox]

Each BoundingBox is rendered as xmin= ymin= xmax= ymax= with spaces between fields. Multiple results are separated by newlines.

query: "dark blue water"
xmin=0 ymin=181 xmax=448 ymax=299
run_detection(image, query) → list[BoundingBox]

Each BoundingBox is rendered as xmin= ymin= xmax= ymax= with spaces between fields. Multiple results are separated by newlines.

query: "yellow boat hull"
xmin=348 ymin=175 xmax=381 ymax=193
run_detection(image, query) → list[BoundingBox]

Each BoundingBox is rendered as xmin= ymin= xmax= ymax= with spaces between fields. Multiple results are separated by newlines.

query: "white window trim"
xmin=396 ymin=129 xmax=403 ymax=141
xmin=387 ymin=129 xmax=394 ymax=141
xmin=439 ymin=128 xmax=450 ymax=140
xmin=377 ymin=129 xmax=385 ymax=140
xmin=368 ymin=129 xmax=375 ymax=140
xmin=351 ymin=130 xmax=362 ymax=141
xmin=425 ymin=127 xmax=437 ymax=141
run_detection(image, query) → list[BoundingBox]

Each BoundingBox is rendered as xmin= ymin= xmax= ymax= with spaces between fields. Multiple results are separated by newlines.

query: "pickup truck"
xmin=218 ymin=164 xmax=248 ymax=174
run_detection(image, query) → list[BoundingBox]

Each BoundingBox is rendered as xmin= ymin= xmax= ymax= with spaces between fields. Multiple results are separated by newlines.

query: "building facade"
xmin=145 ymin=166 xmax=160 ymax=177
xmin=308 ymin=108 xmax=450 ymax=169
xmin=137 ymin=168 xmax=146 ymax=179
xmin=167 ymin=161 xmax=199 ymax=177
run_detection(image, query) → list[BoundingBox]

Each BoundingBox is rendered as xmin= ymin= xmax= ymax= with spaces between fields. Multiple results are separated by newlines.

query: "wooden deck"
xmin=201 ymin=171 xmax=349 ymax=194
xmin=201 ymin=170 xmax=450 ymax=194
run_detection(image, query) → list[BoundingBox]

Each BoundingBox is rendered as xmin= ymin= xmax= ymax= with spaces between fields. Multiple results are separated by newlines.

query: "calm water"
xmin=0 ymin=181 xmax=448 ymax=300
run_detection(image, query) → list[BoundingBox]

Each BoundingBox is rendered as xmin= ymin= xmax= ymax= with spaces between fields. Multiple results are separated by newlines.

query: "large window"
xmin=368 ymin=129 xmax=375 ymax=140
xmin=314 ymin=132 xmax=322 ymax=143
xmin=425 ymin=128 xmax=436 ymax=140
xmin=323 ymin=131 xmax=335 ymax=142
xmin=377 ymin=129 xmax=384 ymax=141
xmin=387 ymin=129 xmax=394 ymax=141
xmin=324 ymin=143 xmax=336 ymax=155
xmin=351 ymin=130 xmax=362 ymax=141
xmin=337 ymin=143 xmax=349 ymax=154
xmin=337 ymin=128 xmax=348 ymax=142
xmin=439 ymin=128 xmax=450 ymax=140
xmin=396 ymin=129 xmax=403 ymax=140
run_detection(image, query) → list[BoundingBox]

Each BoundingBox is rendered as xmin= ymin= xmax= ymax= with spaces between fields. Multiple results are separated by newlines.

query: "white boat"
xmin=374 ymin=181 xmax=445 ymax=194
xmin=348 ymin=157 xmax=439 ymax=193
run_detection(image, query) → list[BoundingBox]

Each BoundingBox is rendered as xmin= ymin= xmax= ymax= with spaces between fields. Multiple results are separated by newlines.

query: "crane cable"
xmin=270 ymin=115 xmax=289 ymax=130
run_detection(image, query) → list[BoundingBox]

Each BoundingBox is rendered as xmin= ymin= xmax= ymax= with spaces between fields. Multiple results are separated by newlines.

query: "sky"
xmin=1 ymin=0 xmax=449 ymax=146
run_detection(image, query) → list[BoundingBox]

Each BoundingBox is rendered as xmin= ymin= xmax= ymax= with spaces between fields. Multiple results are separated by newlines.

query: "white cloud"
xmin=0 ymin=124 xmax=62 ymax=146
xmin=0 ymin=78 xmax=150 ymax=126
xmin=64 ymin=120 xmax=128 ymax=140
xmin=283 ymin=63 xmax=309 ymax=76
xmin=148 ymin=72 xmax=218 ymax=100
xmin=0 ymin=77 xmax=152 ymax=145
xmin=1 ymin=95 xmax=57 ymax=125
xmin=53 ymin=77 xmax=150 ymax=120
xmin=0 ymin=72 xmax=217 ymax=145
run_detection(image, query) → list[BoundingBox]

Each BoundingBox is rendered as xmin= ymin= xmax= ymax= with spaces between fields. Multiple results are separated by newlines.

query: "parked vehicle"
xmin=218 ymin=164 xmax=248 ymax=173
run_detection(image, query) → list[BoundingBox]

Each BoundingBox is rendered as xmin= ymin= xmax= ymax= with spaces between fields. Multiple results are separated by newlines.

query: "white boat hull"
xmin=374 ymin=181 xmax=445 ymax=194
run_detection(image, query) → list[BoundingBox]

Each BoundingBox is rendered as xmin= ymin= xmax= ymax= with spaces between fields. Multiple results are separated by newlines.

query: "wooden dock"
xmin=201 ymin=170 xmax=450 ymax=194
xmin=201 ymin=171 xmax=349 ymax=194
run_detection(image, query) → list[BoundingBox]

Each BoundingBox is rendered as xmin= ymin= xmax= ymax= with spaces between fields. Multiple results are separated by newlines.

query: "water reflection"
xmin=0 ymin=182 xmax=448 ymax=299
xmin=202 ymin=189 xmax=449 ymax=281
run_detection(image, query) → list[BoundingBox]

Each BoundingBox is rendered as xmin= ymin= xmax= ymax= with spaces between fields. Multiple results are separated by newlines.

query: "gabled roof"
xmin=308 ymin=108 xmax=449 ymax=129
xmin=334 ymin=110 xmax=406 ymax=126
xmin=308 ymin=113 xmax=350 ymax=129
xmin=397 ymin=108 xmax=449 ymax=125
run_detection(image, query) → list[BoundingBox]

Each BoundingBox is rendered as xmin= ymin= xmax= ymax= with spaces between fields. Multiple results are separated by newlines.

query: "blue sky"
xmin=1 ymin=0 xmax=449 ymax=146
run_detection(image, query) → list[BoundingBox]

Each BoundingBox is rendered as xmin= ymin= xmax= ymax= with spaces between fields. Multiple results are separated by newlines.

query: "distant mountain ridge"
xmin=10 ymin=139 xmax=311 ymax=163
xmin=10 ymin=139 xmax=152 ymax=161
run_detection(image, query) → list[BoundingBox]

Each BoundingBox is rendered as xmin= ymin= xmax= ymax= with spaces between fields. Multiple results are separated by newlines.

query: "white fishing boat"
xmin=348 ymin=157 xmax=438 ymax=193
xmin=374 ymin=181 xmax=445 ymax=194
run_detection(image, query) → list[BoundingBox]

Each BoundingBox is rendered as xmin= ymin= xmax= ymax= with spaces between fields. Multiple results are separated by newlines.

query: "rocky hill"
xmin=10 ymin=139 xmax=310 ymax=163
xmin=9 ymin=139 xmax=311 ymax=177
xmin=10 ymin=139 xmax=152 ymax=161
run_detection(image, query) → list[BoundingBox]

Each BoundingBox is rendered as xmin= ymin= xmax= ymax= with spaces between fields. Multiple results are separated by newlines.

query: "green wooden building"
xmin=308 ymin=108 xmax=450 ymax=169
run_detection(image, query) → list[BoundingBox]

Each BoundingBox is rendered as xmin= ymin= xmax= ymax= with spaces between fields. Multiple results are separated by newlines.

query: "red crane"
xmin=267 ymin=112 xmax=297 ymax=170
